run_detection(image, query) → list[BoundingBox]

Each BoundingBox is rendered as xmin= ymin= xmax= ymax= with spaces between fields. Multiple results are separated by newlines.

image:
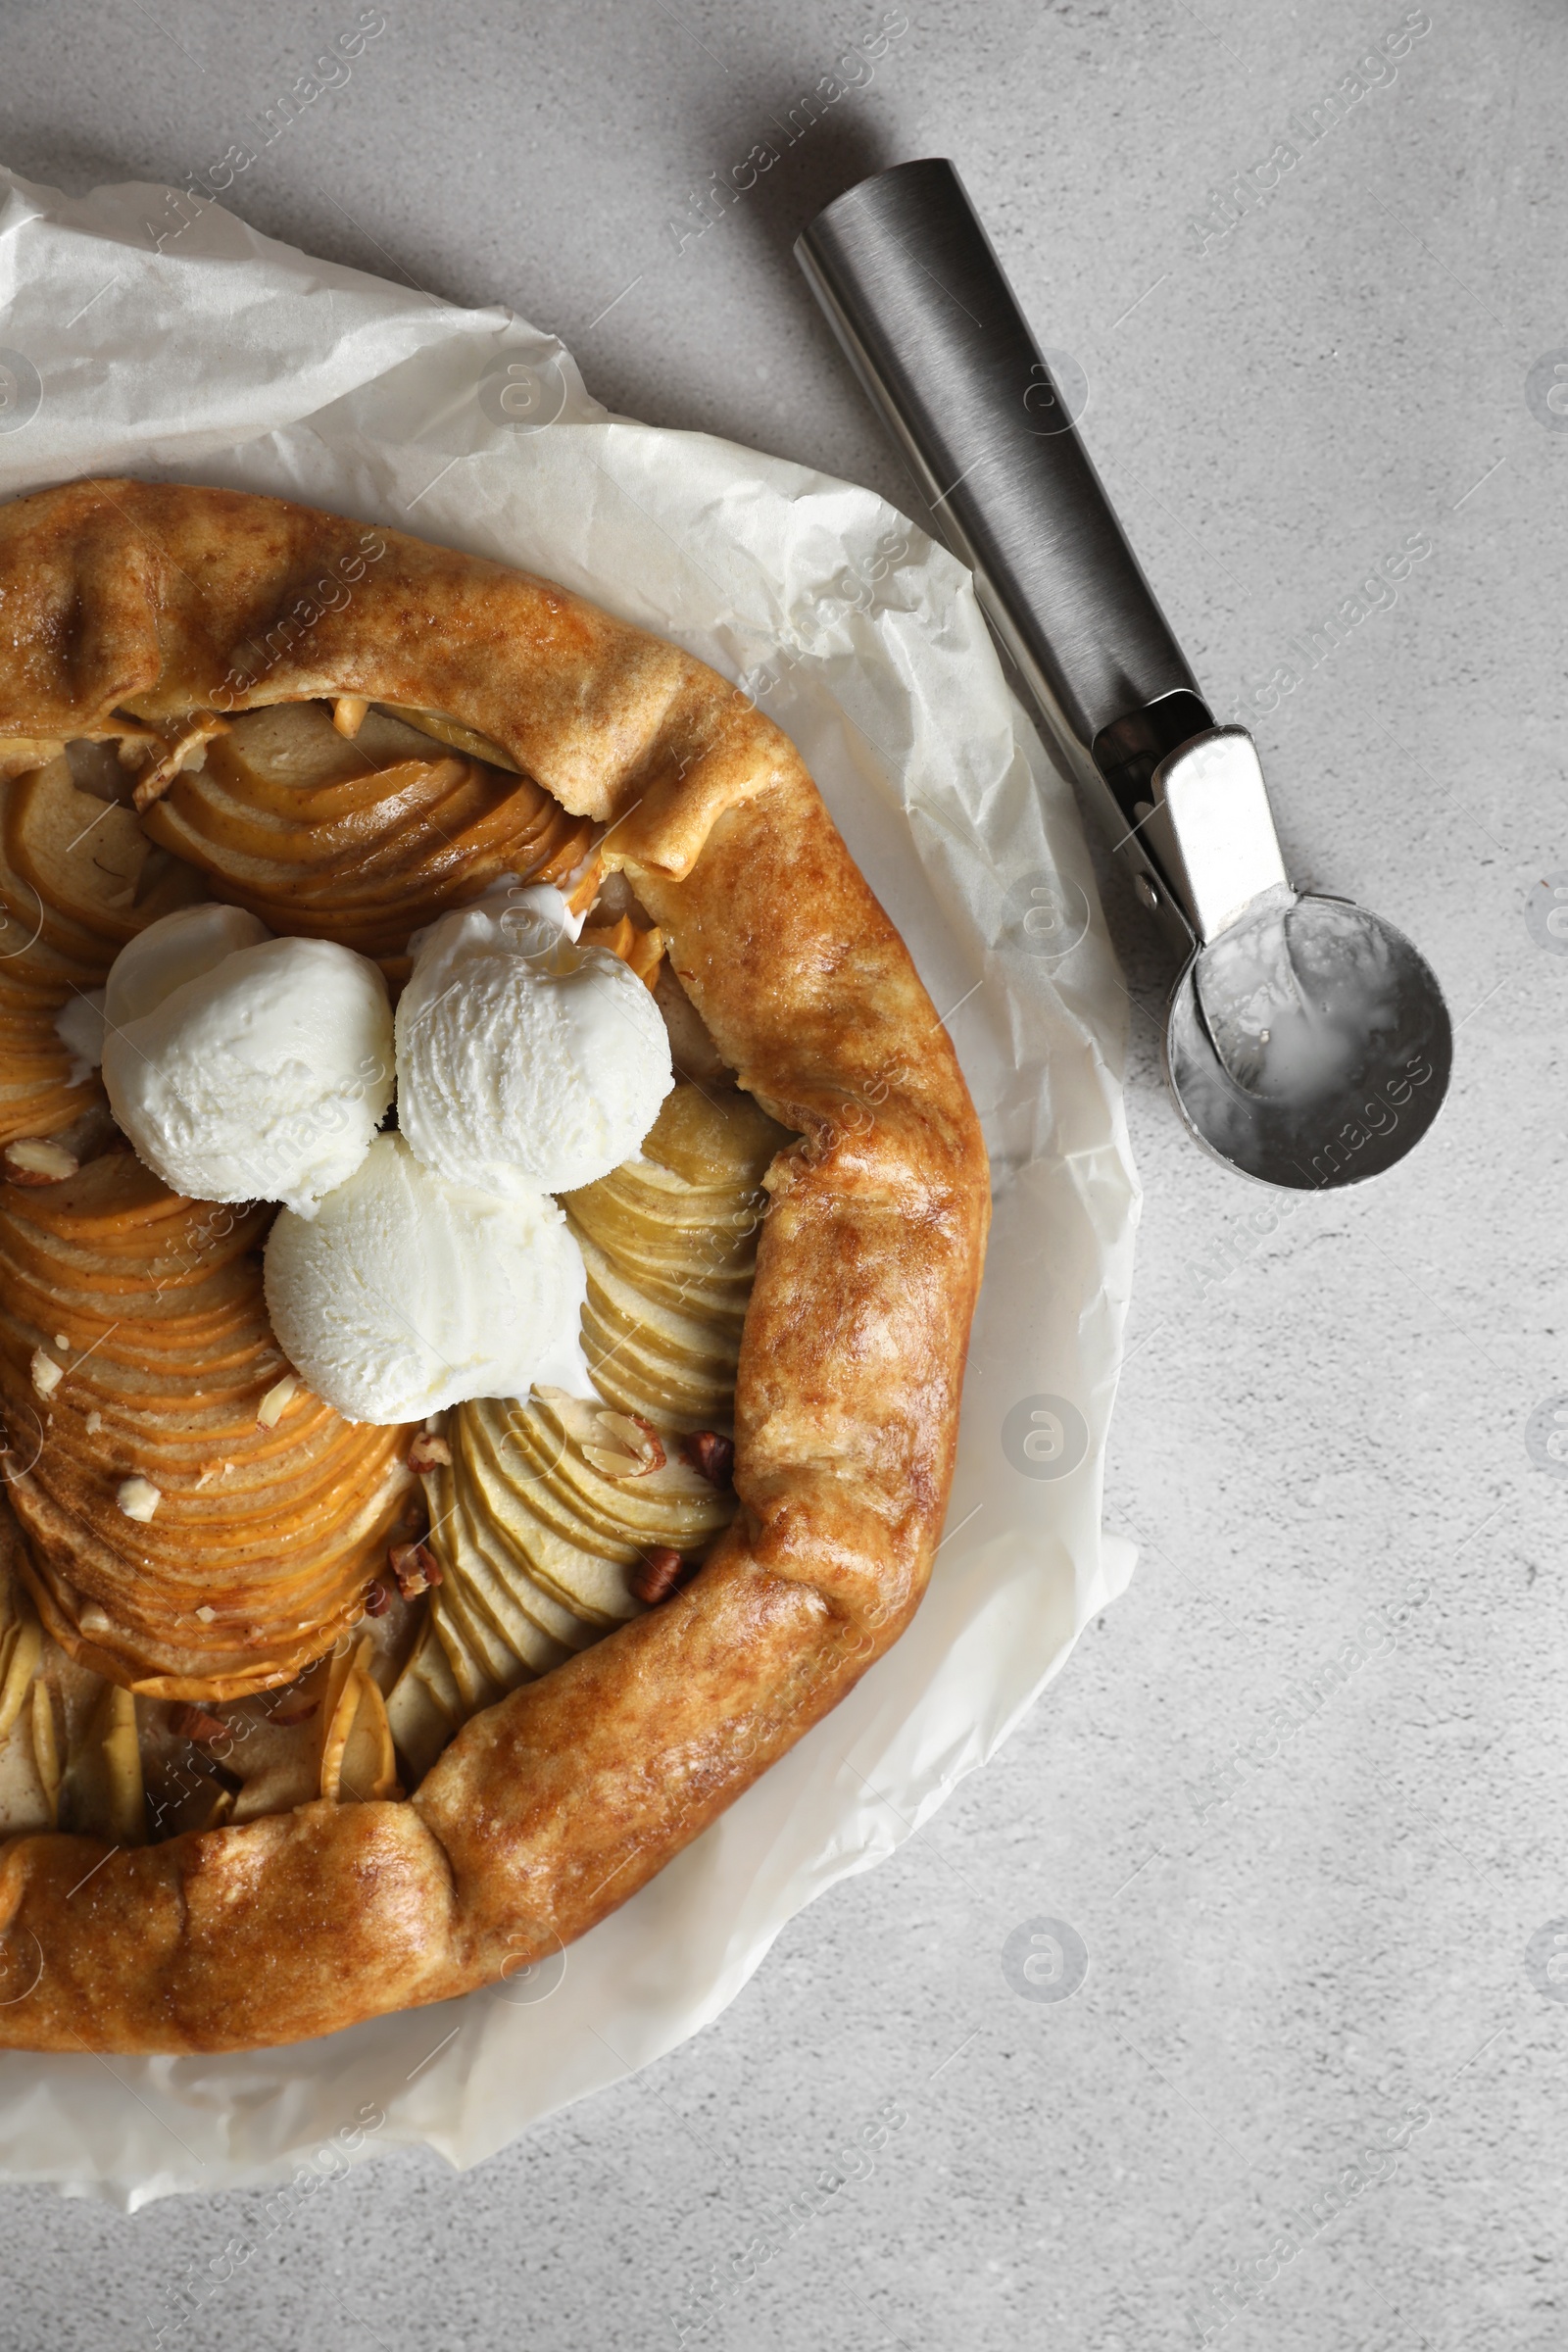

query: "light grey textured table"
xmin=2 ymin=1 xmax=1565 ymax=2345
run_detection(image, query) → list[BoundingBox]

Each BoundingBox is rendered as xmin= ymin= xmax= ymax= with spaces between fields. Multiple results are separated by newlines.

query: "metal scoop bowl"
xmin=1151 ymin=728 xmax=1450 ymax=1187
xmin=797 ymin=159 xmax=1451 ymax=1190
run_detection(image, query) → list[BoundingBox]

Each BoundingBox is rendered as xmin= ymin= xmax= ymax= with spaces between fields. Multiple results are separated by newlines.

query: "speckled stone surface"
xmin=2 ymin=0 xmax=1565 ymax=2344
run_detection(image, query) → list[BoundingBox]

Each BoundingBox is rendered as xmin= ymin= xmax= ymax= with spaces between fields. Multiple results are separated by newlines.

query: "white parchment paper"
xmin=0 ymin=167 xmax=1139 ymax=2206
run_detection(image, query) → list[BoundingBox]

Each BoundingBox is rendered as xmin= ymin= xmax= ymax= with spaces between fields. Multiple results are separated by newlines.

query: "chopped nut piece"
xmin=332 ymin=694 xmax=368 ymax=737
xmin=194 ymin=1604 xmax=217 ymax=1623
xmin=28 ymin=1349 xmax=62 ymax=1400
xmin=4 ymin=1138 xmax=78 ymax=1186
xmin=363 ymin=1578 xmax=392 ymax=1618
xmin=256 ymin=1372 xmax=300 ymax=1429
xmin=389 ymin=1540 xmax=443 ymax=1599
xmin=407 ymin=1431 xmax=452 ymax=1474
xmin=52 ymin=1333 xmax=69 ymax=1352
xmin=583 ymin=1410 xmax=666 ymax=1481
xmin=84 ymin=1410 xmax=103 ymax=1435
xmin=631 ymin=1547 xmax=689 ymax=1606
xmin=117 ymin=1475 xmax=161 ymax=1522
xmin=170 ymin=1702 xmax=229 ymax=1745
xmin=679 ymin=1429 xmax=735 ymax=1487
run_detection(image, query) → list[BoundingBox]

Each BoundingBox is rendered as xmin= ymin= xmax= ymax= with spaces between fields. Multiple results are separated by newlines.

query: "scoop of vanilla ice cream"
xmin=396 ymin=883 xmax=672 ymax=1196
xmin=264 ymin=1131 xmax=587 ymax=1422
xmin=104 ymin=904 xmax=270 ymax=1028
xmin=101 ymin=906 xmax=394 ymax=1214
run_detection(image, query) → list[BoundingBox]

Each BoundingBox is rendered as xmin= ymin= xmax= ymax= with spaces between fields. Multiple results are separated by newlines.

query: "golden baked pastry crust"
xmin=0 ymin=478 xmax=990 ymax=2053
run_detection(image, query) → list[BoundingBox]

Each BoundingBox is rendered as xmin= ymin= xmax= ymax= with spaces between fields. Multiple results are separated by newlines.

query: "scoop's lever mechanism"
xmin=796 ymin=158 xmax=1451 ymax=1190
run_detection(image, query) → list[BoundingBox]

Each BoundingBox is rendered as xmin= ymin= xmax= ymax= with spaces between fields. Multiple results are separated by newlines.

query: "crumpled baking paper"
xmin=0 ymin=166 xmax=1139 ymax=2207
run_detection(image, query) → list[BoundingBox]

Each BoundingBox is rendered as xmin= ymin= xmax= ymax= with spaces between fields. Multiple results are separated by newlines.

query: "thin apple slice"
xmin=461 ymin=1427 xmax=643 ymax=1627
xmin=376 ymin=703 xmax=522 ymax=771
xmin=574 ymin=1230 xmax=744 ymax=1366
xmin=8 ymin=758 xmax=206 ymax=947
xmin=440 ymin=1475 xmax=577 ymax=1672
xmin=450 ymin=1426 xmax=603 ymax=1650
xmin=640 ymin=1082 xmax=791 ymax=1189
xmin=386 ymin=1619 xmax=466 ymax=1784
xmin=206 ymin=701 xmax=419 ymax=793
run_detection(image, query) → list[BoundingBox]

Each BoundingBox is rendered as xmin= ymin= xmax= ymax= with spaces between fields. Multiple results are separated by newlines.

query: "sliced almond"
xmin=583 ymin=1410 xmax=666 ymax=1480
xmin=256 ymin=1373 xmax=300 ymax=1429
xmin=116 ymin=1475 xmax=162 ymax=1523
xmin=4 ymin=1139 xmax=78 ymax=1186
xmin=28 ymin=1349 xmax=62 ymax=1400
xmin=130 ymin=710 xmax=230 ymax=813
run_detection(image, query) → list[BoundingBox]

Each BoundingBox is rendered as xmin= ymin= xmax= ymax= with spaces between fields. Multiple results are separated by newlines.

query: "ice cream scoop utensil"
xmin=796 ymin=158 xmax=1450 ymax=1189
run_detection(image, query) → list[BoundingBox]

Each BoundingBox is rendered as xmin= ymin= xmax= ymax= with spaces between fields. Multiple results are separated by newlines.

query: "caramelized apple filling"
xmin=0 ymin=700 xmax=784 ymax=1838
xmin=0 ymin=1156 xmax=415 ymax=1696
xmin=141 ymin=701 xmax=595 ymax=972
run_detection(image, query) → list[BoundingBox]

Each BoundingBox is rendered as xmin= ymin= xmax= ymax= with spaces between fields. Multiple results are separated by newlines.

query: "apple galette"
xmin=0 ymin=480 xmax=988 ymax=2052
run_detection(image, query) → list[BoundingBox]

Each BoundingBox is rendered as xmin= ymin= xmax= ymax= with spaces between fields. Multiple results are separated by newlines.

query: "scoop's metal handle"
xmin=798 ymin=158 xmax=1454 ymax=1195
xmin=797 ymin=156 xmax=1227 ymax=952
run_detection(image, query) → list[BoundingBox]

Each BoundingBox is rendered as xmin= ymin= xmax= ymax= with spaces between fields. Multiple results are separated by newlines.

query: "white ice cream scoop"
xmin=396 ymin=882 xmax=672 ymax=1198
xmin=101 ymin=905 xmax=394 ymax=1214
xmin=264 ymin=1131 xmax=587 ymax=1423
